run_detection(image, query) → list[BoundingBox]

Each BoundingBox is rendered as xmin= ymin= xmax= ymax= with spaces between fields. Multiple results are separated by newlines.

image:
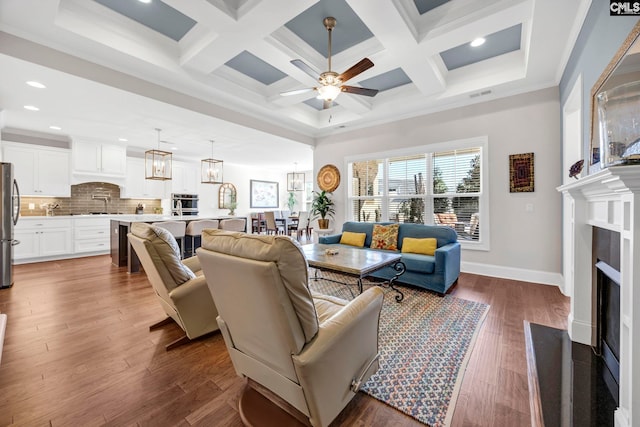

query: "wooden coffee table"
xmin=302 ymin=243 xmax=406 ymax=302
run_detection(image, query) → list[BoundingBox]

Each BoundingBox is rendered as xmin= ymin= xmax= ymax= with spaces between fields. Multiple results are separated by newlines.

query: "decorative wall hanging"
xmin=509 ymin=152 xmax=534 ymax=192
xmin=250 ymin=180 xmax=278 ymax=208
xmin=317 ymin=164 xmax=340 ymax=192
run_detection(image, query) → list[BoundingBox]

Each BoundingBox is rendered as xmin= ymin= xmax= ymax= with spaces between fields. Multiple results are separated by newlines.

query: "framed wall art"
xmin=509 ymin=152 xmax=535 ymax=193
xmin=250 ymin=180 xmax=279 ymax=208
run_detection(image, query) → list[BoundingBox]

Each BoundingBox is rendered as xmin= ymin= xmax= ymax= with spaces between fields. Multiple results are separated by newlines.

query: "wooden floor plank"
xmin=0 ymin=255 xmax=569 ymax=426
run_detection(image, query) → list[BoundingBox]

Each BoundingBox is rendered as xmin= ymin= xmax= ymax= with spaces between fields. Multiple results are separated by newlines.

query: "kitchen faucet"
xmin=92 ymin=194 xmax=111 ymax=213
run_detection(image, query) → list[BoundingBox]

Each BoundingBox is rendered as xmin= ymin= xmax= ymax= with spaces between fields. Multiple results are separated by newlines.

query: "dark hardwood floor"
xmin=0 ymin=254 xmax=569 ymax=426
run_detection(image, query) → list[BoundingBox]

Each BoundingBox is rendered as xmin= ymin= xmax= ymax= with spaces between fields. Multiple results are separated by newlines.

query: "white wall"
xmin=314 ymin=87 xmax=563 ymax=284
xmin=197 ymin=163 xmax=286 ymax=218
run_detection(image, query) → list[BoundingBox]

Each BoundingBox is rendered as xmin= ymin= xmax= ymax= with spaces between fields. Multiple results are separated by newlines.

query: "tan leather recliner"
xmin=196 ymin=229 xmax=384 ymax=427
xmin=128 ymin=223 xmax=219 ymax=350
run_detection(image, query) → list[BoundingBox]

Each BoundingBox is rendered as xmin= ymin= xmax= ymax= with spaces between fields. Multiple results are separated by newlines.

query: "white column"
xmin=566 ymin=189 xmax=594 ymax=345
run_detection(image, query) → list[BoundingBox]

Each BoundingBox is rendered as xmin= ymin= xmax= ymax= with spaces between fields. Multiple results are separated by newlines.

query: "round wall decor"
xmin=317 ymin=164 xmax=340 ymax=192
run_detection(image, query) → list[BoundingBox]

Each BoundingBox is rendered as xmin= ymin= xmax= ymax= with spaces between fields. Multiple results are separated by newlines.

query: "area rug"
xmin=309 ymin=272 xmax=489 ymax=427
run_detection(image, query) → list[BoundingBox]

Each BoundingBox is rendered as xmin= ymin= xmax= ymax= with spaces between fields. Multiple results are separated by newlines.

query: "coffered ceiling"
xmin=0 ymin=0 xmax=590 ymax=169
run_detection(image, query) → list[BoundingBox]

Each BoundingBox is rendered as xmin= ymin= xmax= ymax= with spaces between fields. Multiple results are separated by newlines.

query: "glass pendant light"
xmin=287 ymin=162 xmax=305 ymax=191
xmin=201 ymin=140 xmax=223 ymax=184
xmin=145 ymin=128 xmax=172 ymax=180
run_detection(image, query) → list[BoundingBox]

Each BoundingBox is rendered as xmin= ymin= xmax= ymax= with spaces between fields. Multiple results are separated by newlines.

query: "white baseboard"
xmin=0 ymin=314 xmax=6 ymax=365
xmin=460 ymin=261 xmax=563 ymax=287
xmin=568 ymin=313 xmax=593 ymax=346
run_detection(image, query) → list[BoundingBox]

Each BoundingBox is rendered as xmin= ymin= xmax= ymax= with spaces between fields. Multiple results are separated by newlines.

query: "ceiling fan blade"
xmin=323 ymin=100 xmax=333 ymax=109
xmin=291 ymin=59 xmax=321 ymax=79
xmin=341 ymin=85 xmax=379 ymax=97
xmin=338 ymin=58 xmax=374 ymax=83
xmin=280 ymin=87 xmax=315 ymax=96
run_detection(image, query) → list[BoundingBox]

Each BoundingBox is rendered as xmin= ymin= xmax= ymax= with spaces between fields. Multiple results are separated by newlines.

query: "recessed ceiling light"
xmin=26 ymin=81 xmax=46 ymax=89
xmin=470 ymin=38 xmax=486 ymax=47
xmin=171 ymin=147 xmax=178 ymax=150
xmin=49 ymin=125 xmax=62 ymax=130
xmin=24 ymin=105 xmax=39 ymax=111
xmin=118 ymin=137 xmax=128 ymax=142
xmin=138 ymin=0 xmax=152 ymax=3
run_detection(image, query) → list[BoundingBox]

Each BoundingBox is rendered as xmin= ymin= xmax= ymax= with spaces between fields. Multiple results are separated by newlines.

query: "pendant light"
xmin=145 ymin=128 xmax=172 ymax=180
xmin=201 ymin=140 xmax=223 ymax=184
xmin=287 ymin=162 xmax=305 ymax=191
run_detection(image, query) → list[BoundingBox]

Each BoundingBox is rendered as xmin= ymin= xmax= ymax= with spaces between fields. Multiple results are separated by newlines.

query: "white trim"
xmin=344 ymin=136 xmax=488 ymax=163
xmin=567 ymin=312 xmax=593 ymax=346
xmin=461 ymin=260 xmax=563 ymax=287
xmin=0 ymin=314 xmax=6 ymax=365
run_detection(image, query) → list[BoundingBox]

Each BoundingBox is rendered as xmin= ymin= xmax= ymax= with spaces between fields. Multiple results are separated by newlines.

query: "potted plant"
xmin=228 ymin=193 xmax=237 ymax=216
xmin=310 ymin=190 xmax=335 ymax=229
xmin=287 ymin=191 xmax=297 ymax=212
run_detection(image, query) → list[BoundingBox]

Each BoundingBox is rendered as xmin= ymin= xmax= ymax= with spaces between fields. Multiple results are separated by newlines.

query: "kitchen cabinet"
xmin=13 ymin=218 xmax=72 ymax=261
xmin=74 ymin=217 xmax=110 ymax=254
xmin=72 ymin=140 xmax=126 ymax=177
xmin=121 ymin=158 xmax=165 ymax=199
xmin=171 ymin=161 xmax=198 ymax=194
xmin=2 ymin=142 xmax=70 ymax=197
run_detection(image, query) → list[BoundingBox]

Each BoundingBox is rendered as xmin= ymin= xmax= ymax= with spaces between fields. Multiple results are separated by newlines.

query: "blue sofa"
xmin=318 ymin=222 xmax=461 ymax=295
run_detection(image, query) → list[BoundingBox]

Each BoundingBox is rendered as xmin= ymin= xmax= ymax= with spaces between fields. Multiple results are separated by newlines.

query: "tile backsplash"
xmin=20 ymin=182 xmax=162 ymax=216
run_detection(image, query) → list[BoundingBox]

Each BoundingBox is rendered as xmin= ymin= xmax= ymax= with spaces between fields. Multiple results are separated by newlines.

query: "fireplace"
xmin=593 ymin=227 xmax=621 ymax=404
xmin=558 ymin=165 xmax=640 ymax=427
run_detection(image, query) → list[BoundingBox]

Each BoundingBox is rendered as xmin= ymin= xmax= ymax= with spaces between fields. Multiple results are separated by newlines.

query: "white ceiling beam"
xmin=179 ymin=0 xmax=316 ymax=74
xmin=347 ymin=0 xmax=445 ymax=96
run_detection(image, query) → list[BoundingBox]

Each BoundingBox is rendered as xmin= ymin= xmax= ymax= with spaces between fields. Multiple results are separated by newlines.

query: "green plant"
xmin=287 ymin=192 xmax=297 ymax=212
xmin=310 ymin=190 xmax=335 ymax=220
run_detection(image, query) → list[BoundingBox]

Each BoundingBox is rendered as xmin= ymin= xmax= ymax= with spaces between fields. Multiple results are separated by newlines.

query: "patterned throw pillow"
xmin=371 ymin=224 xmax=399 ymax=251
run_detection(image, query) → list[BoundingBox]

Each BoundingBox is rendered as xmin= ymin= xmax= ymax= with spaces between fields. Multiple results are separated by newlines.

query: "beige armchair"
xmin=128 ymin=223 xmax=219 ymax=350
xmin=196 ymin=229 xmax=384 ymax=427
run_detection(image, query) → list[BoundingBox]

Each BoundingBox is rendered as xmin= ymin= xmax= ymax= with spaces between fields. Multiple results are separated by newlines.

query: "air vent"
xmin=469 ymin=90 xmax=492 ymax=98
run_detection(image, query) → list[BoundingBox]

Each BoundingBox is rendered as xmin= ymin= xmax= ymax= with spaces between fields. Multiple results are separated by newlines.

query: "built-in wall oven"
xmin=171 ymin=193 xmax=199 ymax=216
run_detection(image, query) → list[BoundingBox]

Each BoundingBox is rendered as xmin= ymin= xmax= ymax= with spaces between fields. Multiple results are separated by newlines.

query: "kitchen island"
xmin=110 ymin=215 xmax=246 ymax=273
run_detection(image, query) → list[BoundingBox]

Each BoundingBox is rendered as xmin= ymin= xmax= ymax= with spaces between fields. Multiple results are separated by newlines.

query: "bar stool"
xmin=219 ymin=218 xmax=246 ymax=232
xmin=152 ymin=221 xmax=187 ymax=258
xmin=185 ymin=219 xmax=219 ymax=257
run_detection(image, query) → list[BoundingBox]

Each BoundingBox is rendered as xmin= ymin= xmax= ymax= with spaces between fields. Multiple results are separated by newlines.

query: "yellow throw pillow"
xmin=401 ymin=237 xmax=437 ymax=256
xmin=340 ymin=231 xmax=367 ymax=247
xmin=371 ymin=224 xmax=399 ymax=251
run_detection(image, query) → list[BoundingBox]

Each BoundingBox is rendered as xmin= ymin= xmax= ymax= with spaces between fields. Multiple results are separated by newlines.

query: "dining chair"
xmin=264 ymin=211 xmax=283 ymax=235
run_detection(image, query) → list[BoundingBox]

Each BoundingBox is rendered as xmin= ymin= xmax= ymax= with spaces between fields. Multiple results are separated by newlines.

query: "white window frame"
xmin=345 ymin=136 xmax=490 ymax=251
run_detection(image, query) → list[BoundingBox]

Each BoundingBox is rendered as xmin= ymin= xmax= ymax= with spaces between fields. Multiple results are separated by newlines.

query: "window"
xmin=346 ymin=137 xmax=489 ymax=250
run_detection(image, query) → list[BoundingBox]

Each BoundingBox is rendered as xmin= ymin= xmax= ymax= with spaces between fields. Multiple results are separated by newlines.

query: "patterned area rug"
xmin=309 ymin=271 xmax=489 ymax=427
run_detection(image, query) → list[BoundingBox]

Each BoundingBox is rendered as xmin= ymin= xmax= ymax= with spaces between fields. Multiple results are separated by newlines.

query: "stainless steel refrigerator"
xmin=1 ymin=163 xmax=20 ymax=289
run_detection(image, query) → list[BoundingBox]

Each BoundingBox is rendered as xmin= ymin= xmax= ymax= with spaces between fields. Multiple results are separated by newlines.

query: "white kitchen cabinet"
xmin=13 ymin=218 xmax=72 ymax=261
xmin=73 ymin=217 xmax=110 ymax=254
xmin=2 ymin=142 xmax=70 ymax=197
xmin=171 ymin=161 xmax=198 ymax=194
xmin=72 ymin=140 xmax=126 ymax=177
xmin=122 ymin=158 xmax=165 ymax=199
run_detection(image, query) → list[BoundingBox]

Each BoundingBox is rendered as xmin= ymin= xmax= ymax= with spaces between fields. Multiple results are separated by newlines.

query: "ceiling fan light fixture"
xmin=316 ymin=84 xmax=342 ymax=102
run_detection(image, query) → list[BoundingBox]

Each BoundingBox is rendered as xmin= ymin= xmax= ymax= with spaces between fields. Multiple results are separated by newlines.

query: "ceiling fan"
xmin=281 ymin=17 xmax=378 ymax=109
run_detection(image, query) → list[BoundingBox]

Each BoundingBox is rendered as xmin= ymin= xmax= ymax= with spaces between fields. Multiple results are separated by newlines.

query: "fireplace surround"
xmin=558 ymin=165 xmax=640 ymax=427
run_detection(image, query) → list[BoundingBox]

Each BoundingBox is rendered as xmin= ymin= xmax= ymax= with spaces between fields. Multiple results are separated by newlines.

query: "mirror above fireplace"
xmin=590 ymin=21 xmax=640 ymax=170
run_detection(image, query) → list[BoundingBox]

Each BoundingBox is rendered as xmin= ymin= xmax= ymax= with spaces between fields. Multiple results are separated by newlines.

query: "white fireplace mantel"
xmin=558 ymin=165 xmax=640 ymax=427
